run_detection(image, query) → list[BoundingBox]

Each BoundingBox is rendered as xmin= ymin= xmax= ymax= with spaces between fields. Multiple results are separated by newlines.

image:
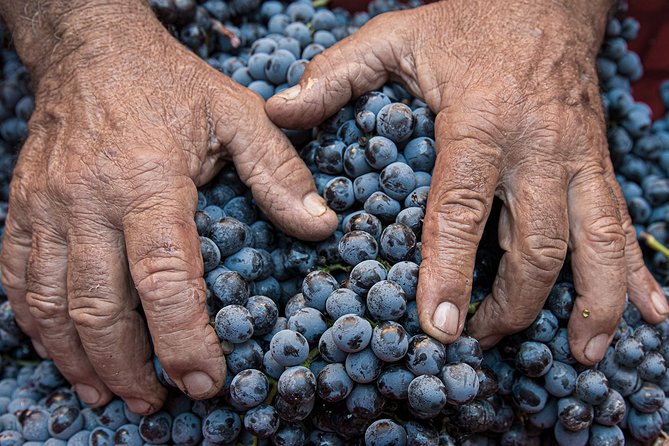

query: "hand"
xmin=0 ymin=0 xmax=337 ymax=413
xmin=267 ymin=0 xmax=669 ymax=365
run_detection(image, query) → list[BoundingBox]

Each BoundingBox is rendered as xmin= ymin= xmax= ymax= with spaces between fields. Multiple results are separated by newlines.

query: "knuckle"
xmin=68 ymin=296 xmax=125 ymax=331
xmin=427 ymin=188 xmax=489 ymax=243
xmin=25 ymin=291 xmax=64 ymax=320
xmin=519 ymin=233 xmax=567 ymax=278
xmin=585 ymin=216 xmax=626 ymax=259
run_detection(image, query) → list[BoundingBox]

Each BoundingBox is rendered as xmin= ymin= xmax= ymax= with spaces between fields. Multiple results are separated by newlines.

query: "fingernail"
xmin=585 ymin=333 xmax=610 ymax=363
xmin=651 ymin=291 xmax=669 ymax=316
xmin=32 ymin=340 xmax=48 ymax=358
xmin=182 ymin=371 xmax=215 ymax=398
xmin=303 ymin=192 xmax=328 ymax=217
xmin=277 ymin=85 xmax=301 ymax=101
xmin=432 ymin=302 xmax=460 ymax=336
xmin=74 ymin=384 xmax=101 ymax=406
xmin=125 ymin=398 xmax=152 ymax=415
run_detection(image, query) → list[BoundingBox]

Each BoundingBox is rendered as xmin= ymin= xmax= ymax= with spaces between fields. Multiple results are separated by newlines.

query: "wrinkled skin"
xmin=0 ymin=1 xmax=337 ymax=414
xmin=267 ymin=0 xmax=669 ymax=365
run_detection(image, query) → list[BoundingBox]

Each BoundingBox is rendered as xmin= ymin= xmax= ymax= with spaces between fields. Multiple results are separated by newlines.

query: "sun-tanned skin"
xmin=0 ymin=0 xmax=666 ymax=415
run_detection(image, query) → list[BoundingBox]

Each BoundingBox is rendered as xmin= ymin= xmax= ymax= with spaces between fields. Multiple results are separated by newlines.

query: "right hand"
xmin=0 ymin=1 xmax=337 ymax=414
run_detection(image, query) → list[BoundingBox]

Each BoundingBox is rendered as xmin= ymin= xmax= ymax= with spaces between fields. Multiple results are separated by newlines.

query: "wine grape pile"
xmin=0 ymin=1 xmax=668 ymax=445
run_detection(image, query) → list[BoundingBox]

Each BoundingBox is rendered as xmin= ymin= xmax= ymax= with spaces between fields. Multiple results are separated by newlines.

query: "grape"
xmin=554 ymin=422 xmax=588 ymax=446
xmin=441 ymin=362 xmax=479 ymax=405
xmin=528 ymin=398 xmax=558 ymax=429
xmin=345 ymin=384 xmax=385 ymax=419
xmin=287 ymin=307 xmax=328 ymax=345
xmin=525 ymin=309 xmax=559 ymax=342
xmin=324 ymin=177 xmax=355 ymax=211
xmin=302 ymin=271 xmax=338 ymax=312
xmin=246 ymin=295 xmax=279 ymax=336
xmin=278 ymin=366 xmax=316 ymax=404
xmin=371 ymin=321 xmax=408 ymax=362
xmin=607 ymin=365 xmax=640 ymax=397
xmin=364 ymin=419 xmax=407 ymax=446
xmin=594 ymin=389 xmax=626 ymax=426
xmin=271 ymin=422 xmax=307 ymax=446
xmin=229 ymin=369 xmax=269 ymax=409
xmin=345 ymin=348 xmax=383 ymax=384
xmin=348 ymin=260 xmax=387 ymax=295
xmin=512 ymin=376 xmax=548 ymax=414
xmin=574 ymin=369 xmax=609 ymax=405
xmin=113 ymin=424 xmax=142 ymax=446
xmin=547 ymin=283 xmax=575 ymax=320
xmin=367 ymin=280 xmax=407 ymax=321
xmin=446 ymin=335 xmax=483 ymax=369
xmin=202 ymin=409 xmax=240 ymax=444
xmin=317 ymin=363 xmax=354 ymax=402
xmin=318 ymin=328 xmax=348 ymax=363
xmin=379 ymin=223 xmax=416 ymax=263
xmin=376 ymin=103 xmax=415 ymax=142
xmin=344 ymin=143 xmax=373 ymax=177
xmin=627 ymin=408 xmax=662 ymax=442
xmin=376 ymin=365 xmax=415 ymax=400
xmin=354 ymin=172 xmax=381 ymax=203
xmin=407 ymin=375 xmax=447 ymax=413
xmin=544 ymin=361 xmax=577 ymax=397
xmin=48 ymin=406 xmax=84 ymax=440
xmin=365 ymin=136 xmax=398 ymax=169
xmin=454 ymin=400 xmax=495 ymax=433
xmin=589 ymin=424 xmax=625 ymax=446
xmin=214 ymin=305 xmax=254 ymax=343
xmin=170 ymin=412 xmax=201 ymax=446
xmin=379 ymin=162 xmax=416 ymax=201
xmin=338 ymin=230 xmax=379 ymax=265
xmin=270 ymin=330 xmax=309 ymax=367
xmin=614 ymin=336 xmax=645 ymax=367
xmin=326 ymin=288 xmax=365 ymax=320
xmin=405 ymin=335 xmax=446 ymax=376
xmin=343 ymin=211 xmax=382 ymax=240
xmin=629 ymin=381 xmax=665 ymax=413
xmin=515 ymin=341 xmax=553 ymax=377
xmin=557 ymin=397 xmax=593 ymax=432
xmin=331 ymin=315 xmax=372 ymax=353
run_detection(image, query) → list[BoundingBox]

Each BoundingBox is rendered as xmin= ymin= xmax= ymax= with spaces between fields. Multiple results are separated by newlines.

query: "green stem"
xmin=312 ymin=0 xmax=331 ymax=7
xmin=265 ymin=380 xmax=278 ymax=405
xmin=641 ymin=232 xmax=669 ymax=258
xmin=302 ymin=347 xmax=320 ymax=367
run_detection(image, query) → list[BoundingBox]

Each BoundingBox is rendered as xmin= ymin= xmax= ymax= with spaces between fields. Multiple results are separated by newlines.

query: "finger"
xmin=215 ymin=88 xmax=338 ymax=241
xmin=265 ymin=15 xmax=394 ymax=129
xmin=67 ymin=221 xmax=166 ymax=415
xmin=567 ymin=166 xmax=627 ymax=366
xmin=416 ymin=112 xmax=501 ymax=344
xmin=0 ymin=211 xmax=43 ymax=351
xmin=468 ymin=172 xmax=569 ymax=347
xmin=123 ymin=179 xmax=225 ymax=400
xmin=603 ymin=160 xmax=669 ymax=323
xmin=24 ymin=227 xmax=113 ymax=405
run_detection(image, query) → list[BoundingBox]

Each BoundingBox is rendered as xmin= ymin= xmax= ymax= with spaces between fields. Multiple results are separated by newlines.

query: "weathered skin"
xmin=266 ymin=0 xmax=669 ymax=365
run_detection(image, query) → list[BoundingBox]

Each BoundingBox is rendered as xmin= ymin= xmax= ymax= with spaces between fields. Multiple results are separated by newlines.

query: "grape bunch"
xmin=0 ymin=1 xmax=668 ymax=445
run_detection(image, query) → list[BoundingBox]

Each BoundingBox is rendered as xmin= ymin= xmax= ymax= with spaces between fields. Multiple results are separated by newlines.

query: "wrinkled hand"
xmin=0 ymin=3 xmax=336 ymax=413
xmin=267 ymin=0 xmax=669 ymax=365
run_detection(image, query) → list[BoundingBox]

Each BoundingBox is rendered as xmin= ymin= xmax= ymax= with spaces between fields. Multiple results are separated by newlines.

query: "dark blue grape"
xmin=202 ymin=409 xmax=240 ymax=444
xmin=209 ymin=217 xmax=253 ymax=256
xmin=170 ymin=412 xmax=201 ymax=446
xmin=525 ymin=309 xmax=559 ymax=342
xmin=370 ymin=321 xmax=408 ymax=362
xmin=441 ymin=362 xmax=479 ymax=405
xmin=364 ymin=419 xmax=407 ymax=446
xmin=20 ymin=409 xmax=49 ymax=441
xmin=614 ymin=336 xmax=645 ymax=367
xmin=376 ymin=103 xmax=415 ymax=143
xmin=367 ymin=280 xmax=407 ymax=321
xmin=365 ymin=136 xmax=398 ymax=169
xmin=345 ymin=384 xmax=385 ymax=419
xmin=214 ymin=305 xmax=254 ymax=343
xmin=324 ymin=176 xmax=355 ymax=211
xmin=547 ymin=283 xmax=575 ymax=320
xmin=589 ymin=424 xmax=624 ymax=446
xmin=627 ymin=408 xmax=662 ymax=442
xmin=594 ymin=389 xmax=626 ymax=426
xmin=364 ymin=191 xmax=401 ymax=223
xmin=331 ymin=315 xmax=372 ymax=353
xmin=48 ymin=406 xmax=84 ymax=440
xmin=403 ymin=186 xmax=429 ymax=208
xmin=407 ymin=375 xmax=447 ymax=413
xmin=353 ymin=172 xmax=381 ymax=203
xmin=338 ymin=230 xmax=378 ymax=265
xmin=512 ymin=376 xmax=548 ymax=414
xmin=379 ymin=223 xmax=416 ymax=263
xmin=113 ymin=424 xmax=142 ymax=446
xmin=226 ymin=339 xmax=263 ymax=374
xmin=287 ymin=307 xmax=327 ymax=345
xmin=345 ymin=348 xmax=383 ymax=384
xmin=270 ymin=330 xmax=309 ymax=367
xmin=244 ymin=404 xmax=279 ymax=439
xmin=554 ymin=422 xmax=588 ymax=446
xmin=343 ymin=211 xmax=382 ymax=240
xmin=574 ymin=369 xmax=609 ymax=405
xmin=557 ymin=397 xmax=593 ymax=432
xmin=325 ymin=288 xmax=365 ymax=320
xmin=549 ymin=328 xmax=576 ymax=364
xmin=446 ymin=335 xmax=483 ymax=369
xmin=629 ymin=381 xmax=665 ymax=413
xmin=528 ymin=398 xmax=558 ymax=429
xmin=405 ymin=335 xmax=445 ymax=376
xmin=544 ymin=361 xmax=577 ymax=397
xmin=271 ymin=421 xmax=307 ymax=446
xmin=376 ymin=365 xmax=414 ymax=400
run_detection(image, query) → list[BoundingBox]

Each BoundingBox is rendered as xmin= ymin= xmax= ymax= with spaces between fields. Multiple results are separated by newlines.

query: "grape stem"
xmin=312 ymin=0 xmax=331 ymax=7
xmin=264 ymin=380 xmax=278 ymax=405
xmin=301 ymin=347 xmax=321 ymax=367
xmin=640 ymin=232 xmax=669 ymax=258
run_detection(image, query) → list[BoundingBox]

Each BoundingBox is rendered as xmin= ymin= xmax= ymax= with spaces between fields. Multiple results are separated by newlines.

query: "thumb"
xmin=266 ymin=14 xmax=404 ymax=129
xmin=215 ymin=86 xmax=338 ymax=241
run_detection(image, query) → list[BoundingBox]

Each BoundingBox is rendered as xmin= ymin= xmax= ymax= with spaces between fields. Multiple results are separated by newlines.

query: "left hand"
xmin=266 ymin=0 xmax=668 ymax=365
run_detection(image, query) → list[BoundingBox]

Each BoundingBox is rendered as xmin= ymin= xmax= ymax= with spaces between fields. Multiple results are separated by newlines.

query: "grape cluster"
xmin=0 ymin=1 xmax=668 ymax=445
